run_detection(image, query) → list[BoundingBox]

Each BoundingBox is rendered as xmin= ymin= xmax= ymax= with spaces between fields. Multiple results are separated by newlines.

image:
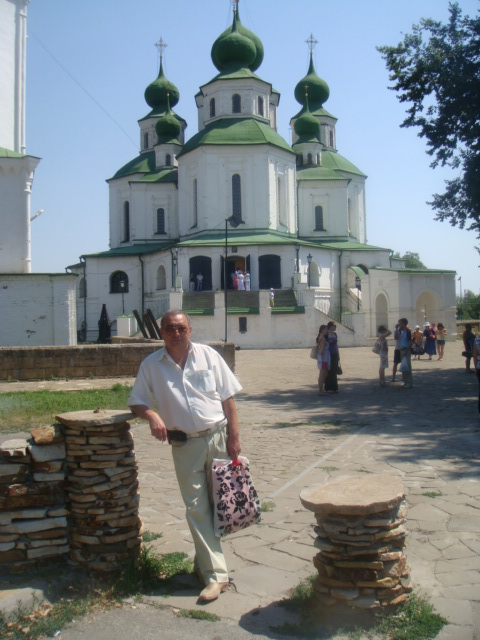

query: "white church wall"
xmin=0 ymin=0 xmax=28 ymax=153
xmin=0 ymin=155 xmax=40 ymax=274
xmin=0 ymin=274 xmax=77 ymax=346
xmin=297 ymin=180 xmax=350 ymax=238
xmin=82 ymin=256 xmax=141 ymax=342
xmin=347 ymin=178 xmax=366 ymax=243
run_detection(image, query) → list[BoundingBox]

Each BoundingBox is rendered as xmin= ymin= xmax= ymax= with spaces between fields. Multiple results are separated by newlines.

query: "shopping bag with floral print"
xmin=212 ymin=456 xmax=261 ymax=537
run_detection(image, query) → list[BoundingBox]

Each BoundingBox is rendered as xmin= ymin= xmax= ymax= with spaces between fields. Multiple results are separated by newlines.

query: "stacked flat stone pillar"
xmin=300 ymin=475 xmax=411 ymax=609
xmin=0 ymin=426 xmax=68 ymax=569
xmin=56 ymin=410 xmax=142 ymax=572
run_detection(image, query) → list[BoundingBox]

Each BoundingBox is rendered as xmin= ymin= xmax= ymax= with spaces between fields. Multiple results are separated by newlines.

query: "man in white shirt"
xmin=128 ymin=310 xmax=242 ymax=602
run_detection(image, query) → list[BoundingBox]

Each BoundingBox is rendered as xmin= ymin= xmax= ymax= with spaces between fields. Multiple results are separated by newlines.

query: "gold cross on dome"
xmin=305 ymin=33 xmax=318 ymax=54
xmin=155 ymin=37 xmax=168 ymax=60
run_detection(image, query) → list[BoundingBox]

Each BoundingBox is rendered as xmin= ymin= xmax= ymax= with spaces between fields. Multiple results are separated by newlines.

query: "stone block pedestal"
xmin=300 ymin=475 xmax=412 ymax=609
xmin=56 ymin=410 xmax=142 ymax=572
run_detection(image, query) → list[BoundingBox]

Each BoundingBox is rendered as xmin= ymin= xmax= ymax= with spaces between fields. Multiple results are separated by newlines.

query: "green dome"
xmin=144 ymin=59 xmax=180 ymax=111
xmin=294 ymin=54 xmax=330 ymax=109
xmin=294 ymin=98 xmax=320 ymax=140
xmin=211 ymin=4 xmax=264 ymax=73
xmin=155 ymin=94 xmax=182 ymax=143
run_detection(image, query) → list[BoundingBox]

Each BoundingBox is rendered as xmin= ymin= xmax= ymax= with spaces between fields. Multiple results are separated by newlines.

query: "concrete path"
xmin=1 ymin=344 xmax=479 ymax=639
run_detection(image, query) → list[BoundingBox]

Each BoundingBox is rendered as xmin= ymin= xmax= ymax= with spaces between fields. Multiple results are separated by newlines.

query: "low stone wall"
xmin=0 ymin=342 xmax=236 ymax=381
xmin=0 ymin=411 xmax=140 ymax=572
xmin=0 ymin=426 xmax=69 ymax=569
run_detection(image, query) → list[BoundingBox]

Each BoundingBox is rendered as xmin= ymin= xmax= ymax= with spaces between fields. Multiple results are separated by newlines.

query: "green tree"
xmin=393 ymin=251 xmax=426 ymax=268
xmin=457 ymin=289 xmax=480 ymax=320
xmin=378 ymin=3 xmax=480 ymax=237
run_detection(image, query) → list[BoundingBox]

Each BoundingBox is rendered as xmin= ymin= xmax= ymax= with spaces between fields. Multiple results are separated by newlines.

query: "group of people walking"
xmin=409 ymin=321 xmax=448 ymax=360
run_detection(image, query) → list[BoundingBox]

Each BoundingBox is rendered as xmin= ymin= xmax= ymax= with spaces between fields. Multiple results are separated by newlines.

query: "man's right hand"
xmin=130 ymin=405 xmax=167 ymax=442
xmin=148 ymin=412 xmax=168 ymax=442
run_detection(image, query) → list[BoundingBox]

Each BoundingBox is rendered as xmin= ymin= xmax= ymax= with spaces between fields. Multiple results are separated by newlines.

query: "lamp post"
xmin=307 ymin=253 xmax=312 ymax=288
xmin=294 ymin=243 xmax=300 ymax=274
xmin=355 ymin=275 xmax=361 ymax=311
xmin=224 ymin=216 xmax=244 ymax=342
xmin=173 ymin=247 xmax=179 ymax=290
xmin=119 ymin=280 xmax=125 ymax=314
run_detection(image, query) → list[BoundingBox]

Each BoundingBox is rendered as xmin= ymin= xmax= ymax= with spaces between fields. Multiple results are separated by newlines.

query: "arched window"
xmin=307 ymin=153 xmax=313 ymax=165
xmin=316 ymin=153 xmax=321 ymax=166
xmin=193 ymin=179 xmax=198 ymax=227
xmin=156 ymin=208 xmax=166 ymax=234
xmin=110 ymin=271 xmax=129 ymax=293
xmin=166 ymin=154 xmax=171 ymax=166
xmin=78 ymin=277 xmax=86 ymax=298
xmin=258 ymin=96 xmax=264 ymax=116
xmin=156 ymin=265 xmax=167 ymax=290
xmin=329 ymin=130 xmax=334 ymax=147
xmin=315 ymin=205 xmax=325 ymax=231
xmin=296 ymin=155 xmax=303 ymax=167
xmin=122 ymin=201 xmax=130 ymax=242
xmin=232 ymin=174 xmax=242 ymax=223
xmin=232 ymin=93 xmax=241 ymax=113
xmin=143 ymin=132 xmax=149 ymax=149
xmin=277 ymin=176 xmax=286 ymax=226
xmin=210 ymin=98 xmax=215 ymax=117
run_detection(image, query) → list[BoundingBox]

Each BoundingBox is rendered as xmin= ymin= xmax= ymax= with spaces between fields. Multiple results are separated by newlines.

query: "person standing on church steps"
xmin=127 ymin=309 xmax=242 ymax=603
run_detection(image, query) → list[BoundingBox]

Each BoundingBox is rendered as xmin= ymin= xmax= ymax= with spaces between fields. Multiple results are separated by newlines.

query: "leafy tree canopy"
xmin=393 ymin=251 xmax=427 ymax=268
xmin=457 ymin=289 xmax=480 ymax=320
xmin=378 ymin=3 xmax=480 ymax=237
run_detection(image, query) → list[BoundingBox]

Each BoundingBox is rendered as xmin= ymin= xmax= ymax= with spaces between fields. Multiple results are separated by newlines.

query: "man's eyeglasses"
xmin=164 ymin=325 xmax=189 ymax=335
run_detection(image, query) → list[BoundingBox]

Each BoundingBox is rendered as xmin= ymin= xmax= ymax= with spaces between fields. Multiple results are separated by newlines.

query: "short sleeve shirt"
xmin=127 ymin=342 xmax=242 ymax=434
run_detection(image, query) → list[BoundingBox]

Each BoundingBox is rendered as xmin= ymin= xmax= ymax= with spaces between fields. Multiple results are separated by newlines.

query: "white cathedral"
xmin=1 ymin=0 xmax=456 ymax=348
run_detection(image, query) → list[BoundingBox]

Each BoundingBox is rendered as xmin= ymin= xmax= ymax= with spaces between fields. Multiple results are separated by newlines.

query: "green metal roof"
xmin=296 ymin=166 xmax=347 ymax=181
xmin=0 ymin=147 xmax=25 ymax=158
xmin=322 ymin=151 xmax=365 ymax=177
xmin=177 ymin=118 xmax=293 ymax=157
xmin=81 ymin=242 xmax=175 ymax=259
xmin=109 ymin=152 xmax=156 ymax=180
xmin=133 ymin=168 xmax=178 ymax=184
xmin=178 ymin=229 xmax=298 ymax=247
xmin=371 ymin=266 xmax=456 ymax=276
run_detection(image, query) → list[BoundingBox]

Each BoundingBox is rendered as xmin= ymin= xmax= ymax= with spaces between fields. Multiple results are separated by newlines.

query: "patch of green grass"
xmin=118 ymin=547 xmax=193 ymax=595
xmin=421 ymin=491 xmax=442 ymax=498
xmin=176 ymin=609 xmax=220 ymax=621
xmin=281 ymin=576 xmax=316 ymax=614
xmin=321 ymin=466 xmax=339 ymax=472
xmin=0 ymin=549 xmax=197 ymax=639
xmin=260 ymin=500 xmax=276 ymax=512
xmin=274 ymin=578 xmax=447 ymax=640
xmin=0 ymin=385 xmax=133 ymax=433
xmin=142 ymin=530 xmax=163 ymax=543
xmin=321 ymin=420 xmax=344 ymax=427
xmin=375 ymin=592 xmax=447 ymax=639
xmin=0 ymin=590 xmax=114 ymax=640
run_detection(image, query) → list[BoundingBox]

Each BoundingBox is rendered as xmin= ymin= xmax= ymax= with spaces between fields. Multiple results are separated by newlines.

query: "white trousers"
xmin=171 ymin=427 xmax=228 ymax=584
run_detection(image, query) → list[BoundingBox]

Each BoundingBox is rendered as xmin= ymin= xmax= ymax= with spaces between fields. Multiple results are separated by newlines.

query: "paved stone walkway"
xmin=1 ymin=344 xmax=479 ymax=639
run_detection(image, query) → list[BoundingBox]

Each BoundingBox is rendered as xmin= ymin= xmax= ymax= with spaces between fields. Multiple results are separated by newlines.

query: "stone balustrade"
xmin=300 ymin=475 xmax=412 ymax=609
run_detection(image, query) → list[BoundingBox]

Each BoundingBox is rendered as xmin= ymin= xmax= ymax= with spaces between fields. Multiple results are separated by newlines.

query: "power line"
xmin=28 ymin=30 xmax=138 ymax=149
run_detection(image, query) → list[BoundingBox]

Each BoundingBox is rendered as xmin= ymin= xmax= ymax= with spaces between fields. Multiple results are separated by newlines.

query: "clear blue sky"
xmin=26 ymin=0 xmax=479 ymax=296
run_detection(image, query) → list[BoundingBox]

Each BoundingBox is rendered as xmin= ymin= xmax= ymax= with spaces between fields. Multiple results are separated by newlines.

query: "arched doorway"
xmin=415 ymin=291 xmax=439 ymax=327
xmin=221 ymin=255 xmax=249 ymax=289
xmin=189 ymin=256 xmax=212 ymax=291
xmin=375 ymin=293 xmax=388 ymax=334
xmin=259 ymin=255 xmax=281 ymax=289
